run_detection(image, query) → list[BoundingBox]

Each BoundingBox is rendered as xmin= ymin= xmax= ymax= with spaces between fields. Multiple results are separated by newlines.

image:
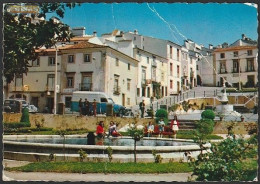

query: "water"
xmin=8 ymin=137 xmax=195 ymax=146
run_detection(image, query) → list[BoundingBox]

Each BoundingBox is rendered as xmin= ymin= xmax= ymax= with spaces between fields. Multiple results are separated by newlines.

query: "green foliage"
xmin=3 ymin=3 xmax=78 ymax=83
xmin=4 ymin=122 xmax=31 ymax=129
xmin=168 ymin=104 xmax=179 ymax=112
xmin=49 ymin=153 xmax=55 ymax=162
xmin=127 ymin=124 xmax=144 ymax=141
xmin=152 ymin=150 xmax=163 ymax=163
xmin=155 ymin=109 xmax=168 ymax=124
xmin=7 ymin=162 xmax=193 ymax=173
xmin=20 ymin=108 xmax=30 ymax=123
xmin=78 ymin=149 xmax=87 ymax=162
xmin=181 ymin=101 xmax=189 ymax=112
xmin=107 ymin=146 xmax=113 ymax=162
xmin=201 ymin=110 xmax=215 ymax=120
xmin=35 ymin=118 xmax=45 ymax=129
xmin=192 ymin=125 xmax=258 ymax=181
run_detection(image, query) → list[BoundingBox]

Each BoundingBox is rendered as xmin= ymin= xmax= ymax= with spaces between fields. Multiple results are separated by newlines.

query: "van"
xmin=71 ymin=91 xmax=125 ymax=116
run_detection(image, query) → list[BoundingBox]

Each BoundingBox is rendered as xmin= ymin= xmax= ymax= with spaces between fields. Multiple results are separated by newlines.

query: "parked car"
xmin=122 ymin=108 xmax=134 ymax=117
xmin=27 ymin=105 xmax=38 ymax=113
xmin=15 ymin=99 xmax=29 ymax=108
xmin=4 ymin=99 xmax=21 ymax=113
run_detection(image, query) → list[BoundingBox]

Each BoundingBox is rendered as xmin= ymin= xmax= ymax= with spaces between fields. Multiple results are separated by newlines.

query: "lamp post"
xmin=54 ymin=45 xmax=58 ymax=114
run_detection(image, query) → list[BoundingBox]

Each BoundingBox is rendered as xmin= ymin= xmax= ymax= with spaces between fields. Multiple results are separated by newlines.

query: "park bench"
xmin=144 ymin=125 xmax=175 ymax=137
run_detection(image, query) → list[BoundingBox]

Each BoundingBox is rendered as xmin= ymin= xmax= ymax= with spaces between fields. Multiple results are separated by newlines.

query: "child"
xmin=158 ymin=118 xmax=165 ymax=138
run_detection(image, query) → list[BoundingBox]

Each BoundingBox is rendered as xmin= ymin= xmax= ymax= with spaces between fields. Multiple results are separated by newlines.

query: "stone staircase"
xmin=178 ymin=120 xmax=196 ymax=130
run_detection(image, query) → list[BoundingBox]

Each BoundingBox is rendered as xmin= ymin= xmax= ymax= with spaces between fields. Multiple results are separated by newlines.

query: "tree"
xmin=192 ymin=125 xmax=257 ymax=181
xmin=3 ymin=3 xmax=78 ymax=87
xmin=20 ymin=107 xmax=30 ymax=124
xmin=155 ymin=108 xmax=168 ymax=124
xmin=127 ymin=118 xmax=144 ymax=163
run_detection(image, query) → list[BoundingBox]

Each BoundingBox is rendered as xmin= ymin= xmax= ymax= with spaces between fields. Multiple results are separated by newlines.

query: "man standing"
xmin=78 ymin=98 xmax=83 ymax=116
xmin=84 ymin=98 xmax=90 ymax=116
xmin=139 ymin=100 xmax=145 ymax=118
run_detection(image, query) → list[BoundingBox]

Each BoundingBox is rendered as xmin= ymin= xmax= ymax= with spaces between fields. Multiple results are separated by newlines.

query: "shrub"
xmin=20 ymin=108 xmax=30 ymax=123
xmin=195 ymin=119 xmax=214 ymax=136
xmin=152 ymin=150 xmax=163 ymax=163
xmin=201 ymin=110 xmax=215 ymax=120
xmin=107 ymin=146 xmax=113 ymax=162
xmin=78 ymin=149 xmax=87 ymax=162
xmin=4 ymin=122 xmax=31 ymax=129
xmin=155 ymin=109 xmax=168 ymax=124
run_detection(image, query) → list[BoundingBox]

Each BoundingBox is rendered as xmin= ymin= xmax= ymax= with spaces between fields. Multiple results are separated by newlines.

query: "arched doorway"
xmin=197 ymin=75 xmax=202 ymax=86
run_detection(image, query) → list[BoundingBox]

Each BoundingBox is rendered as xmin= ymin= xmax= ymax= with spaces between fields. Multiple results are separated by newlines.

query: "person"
xmin=96 ymin=121 xmax=105 ymax=139
xmin=87 ymin=132 xmax=95 ymax=145
xmin=111 ymin=122 xmax=122 ymax=137
xmin=147 ymin=121 xmax=154 ymax=137
xmin=92 ymin=99 xmax=97 ymax=117
xmin=171 ymin=115 xmax=180 ymax=139
xmin=84 ymin=98 xmax=90 ymax=116
xmin=108 ymin=121 xmax=115 ymax=137
xmin=158 ymin=118 xmax=165 ymax=138
xmin=78 ymin=98 xmax=83 ymax=116
xmin=139 ymin=100 xmax=145 ymax=118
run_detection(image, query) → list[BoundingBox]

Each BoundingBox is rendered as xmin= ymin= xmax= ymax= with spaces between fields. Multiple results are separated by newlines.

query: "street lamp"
xmin=54 ymin=44 xmax=58 ymax=114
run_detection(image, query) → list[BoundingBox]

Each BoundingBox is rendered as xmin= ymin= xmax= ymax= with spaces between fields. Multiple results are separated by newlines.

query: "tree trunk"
xmin=134 ymin=139 xmax=137 ymax=163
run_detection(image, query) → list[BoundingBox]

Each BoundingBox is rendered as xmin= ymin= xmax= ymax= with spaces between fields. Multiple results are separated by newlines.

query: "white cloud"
xmin=244 ymin=3 xmax=257 ymax=9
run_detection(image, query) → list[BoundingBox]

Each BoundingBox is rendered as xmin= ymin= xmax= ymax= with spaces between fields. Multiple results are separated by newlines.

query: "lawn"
xmin=6 ymin=162 xmax=193 ymax=174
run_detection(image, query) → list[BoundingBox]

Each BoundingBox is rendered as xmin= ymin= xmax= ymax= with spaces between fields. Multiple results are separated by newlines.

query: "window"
xmin=127 ymin=98 xmax=130 ymax=105
xmin=220 ymin=53 xmax=225 ymax=59
xmin=15 ymin=74 xmax=23 ymax=87
xmin=47 ymin=74 xmax=55 ymax=90
xmin=177 ymin=49 xmax=180 ymax=61
xmin=101 ymin=98 xmax=108 ymax=102
xmin=114 ymin=75 xmax=120 ymax=94
xmin=170 ymin=80 xmax=173 ymax=89
xmin=185 ymin=54 xmax=188 ymax=60
xmin=137 ymin=88 xmax=140 ymax=97
xmin=161 ymin=72 xmax=164 ymax=81
xmin=67 ymin=77 xmax=74 ymax=88
xmin=81 ymin=72 xmax=92 ymax=91
xmin=127 ymin=79 xmax=131 ymax=91
xmin=233 ymin=59 xmax=239 ymax=73
xmin=142 ymin=69 xmax=146 ymax=85
xmin=247 ymin=50 xmax=253 ymax=56
xmin=84 ymin=54 xmax=91 ymax=62
xmin=147 ymin=87 xmax=150 ymax=97
xmin=170 ymin=46 xmax=173 ymax=59
xmin=134 ymin=37 xmax=136 ymax=41
xmin=247 ymin=58 xmax=254 ymax=71
xmin=147 ymin=57 xmax=149 ymax=64
xmin=68 ymin=55 xmax=74 ymax=63
xmin=233 ymin=51 xmax=238 ymax=57
xmin=196 ymin=65 xmax=199 ymax=70
xmin=177 ymin=65 xmax=180 ymax=77
xmin=48 ymin=57 xmax=55 ymax=65
xmin=65 ymin=97 xmax=72 ymax=108
xmin=220 ymin=61 xmax=226 ymax=73
xmin=32 ymin=58 xmax=40 ymax=66
xmin=170 ymin=63 xmax=173 ymax=76
xmin=128 ymin=63 xmax=131 ymax=70
xmin=190 ymin=57 xmax=192 ymax=64
xmin=116 ymin=58 xmax=119 ymax=66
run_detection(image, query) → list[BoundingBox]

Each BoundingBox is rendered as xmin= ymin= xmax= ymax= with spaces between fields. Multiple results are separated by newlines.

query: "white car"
xmin=27 ymin=105 xmax=38 ymax=113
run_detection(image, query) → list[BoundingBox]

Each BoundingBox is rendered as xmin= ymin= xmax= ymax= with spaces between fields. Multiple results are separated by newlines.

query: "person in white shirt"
xmin=158 ymin=118 xmax=165 ymax=138
xmin=147 ymin=121 xmax=154 ymax=137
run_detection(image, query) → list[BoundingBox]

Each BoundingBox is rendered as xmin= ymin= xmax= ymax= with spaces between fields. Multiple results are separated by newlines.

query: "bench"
xmin=144 ymin=125 xmax=175 ymax=137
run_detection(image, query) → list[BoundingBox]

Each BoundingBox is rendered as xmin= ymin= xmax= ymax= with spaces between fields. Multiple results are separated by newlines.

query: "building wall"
xmin=197 ymin=55 xmax=214 ymax=86
xmin=214 ymin=48 xmax=258 ymax=87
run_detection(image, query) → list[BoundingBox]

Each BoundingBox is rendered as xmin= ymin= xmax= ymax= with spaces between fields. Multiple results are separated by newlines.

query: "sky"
xmin=46 ymin=3 xmax=258 ymax=47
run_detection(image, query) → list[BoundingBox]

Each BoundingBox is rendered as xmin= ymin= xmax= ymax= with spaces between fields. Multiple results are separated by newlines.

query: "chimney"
xmin=209 ymin=44 xmax=213 ymax=50
xmin=242 ymin=34 xmax=246 ymax=40
xmin=93 ymin=31 xmax=97 ymax=37
xmin=72 ymin=27 xmax=86 ymax=37
xmin=120 ymin=31 xmax=124 ymax=37
xmin=134 ymin=29 xmax=138 ymax=35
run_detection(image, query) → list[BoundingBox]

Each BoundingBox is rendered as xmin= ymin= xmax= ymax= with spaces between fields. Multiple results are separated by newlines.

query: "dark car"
xmin=4 ymin=99 xmax=21 ymax=113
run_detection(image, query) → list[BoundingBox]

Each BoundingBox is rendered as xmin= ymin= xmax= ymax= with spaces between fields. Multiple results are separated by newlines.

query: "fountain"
xmin=3 ymin=134 xmax=211 ymax=163
xmin=215 ymin=83 xmax=241 ymax=117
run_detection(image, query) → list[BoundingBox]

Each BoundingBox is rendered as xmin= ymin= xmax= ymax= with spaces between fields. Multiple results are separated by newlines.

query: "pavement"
xmin=2 ymin=159 xmax=192 ymax=182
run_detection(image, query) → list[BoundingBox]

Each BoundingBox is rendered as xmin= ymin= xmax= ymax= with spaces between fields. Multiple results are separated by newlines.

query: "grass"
xmin=6 ymin=162 xmax=193 ymax=174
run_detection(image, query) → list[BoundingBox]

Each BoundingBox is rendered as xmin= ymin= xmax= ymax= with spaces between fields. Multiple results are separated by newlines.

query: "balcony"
xmin=79 ymin=83 xmax=93 ymax=91
xmin=113 ymin=86 xmax=121 ymax=95
xmin=190 ymin=71 xmax=194 ymax=77
xmin=245 ymin=66 xmax=255 ymax=72
xmin=219 ymin=68 xmax=227 ymax=74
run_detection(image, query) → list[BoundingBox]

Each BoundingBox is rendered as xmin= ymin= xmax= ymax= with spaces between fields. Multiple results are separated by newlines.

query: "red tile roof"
xmin=60 ymin=41 xmax=106 ymax=50
xmin=214 ymin=45 xmax=257 ymax=52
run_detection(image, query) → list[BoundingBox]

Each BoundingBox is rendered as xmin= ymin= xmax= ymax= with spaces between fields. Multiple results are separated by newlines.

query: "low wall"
xmin=3 ymin=113 xmax=151 ymax=131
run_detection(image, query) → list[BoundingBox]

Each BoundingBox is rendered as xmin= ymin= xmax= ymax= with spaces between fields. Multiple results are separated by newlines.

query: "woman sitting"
xmin=147 ymin=121 xmax=154 ymax=137
xmin=96 ymin=121 xmax=105 ymax=139
xmin=111 ymin=122 xmax=122 ymax=137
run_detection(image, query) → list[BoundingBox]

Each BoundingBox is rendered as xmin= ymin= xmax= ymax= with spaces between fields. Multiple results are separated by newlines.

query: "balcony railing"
xmin=219 ymin=69 xmax=227 ymax=74
xmin=113 ymin=86 xmax=121 ymax=95
xmin=79 ymin=83 xmax=93 ymax=91
xmin=245 ymin=66 xmax=255 ymax=72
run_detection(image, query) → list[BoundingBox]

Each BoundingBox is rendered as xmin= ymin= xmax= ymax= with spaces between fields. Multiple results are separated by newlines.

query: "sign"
xmin=6 ymin=4 xmax=40 ymax=14
xmin=56 ymin=85 xmax=60 ymax=93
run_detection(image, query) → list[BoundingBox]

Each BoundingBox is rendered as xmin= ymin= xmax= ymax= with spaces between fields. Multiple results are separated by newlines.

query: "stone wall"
xmin=3 ymin=113 xmax=151 ymax=131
